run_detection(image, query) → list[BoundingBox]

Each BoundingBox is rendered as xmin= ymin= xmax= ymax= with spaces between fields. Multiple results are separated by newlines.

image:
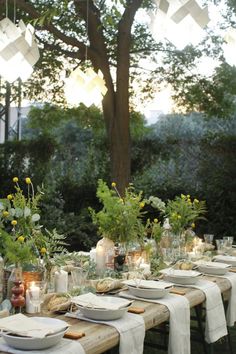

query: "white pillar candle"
xmin=25 ymin=289 xmax=38 ymax=314
xmin=54 ymin=269 xmax=68 ymax=293
xmin=89 ymin=248 xmax=96 ymax=263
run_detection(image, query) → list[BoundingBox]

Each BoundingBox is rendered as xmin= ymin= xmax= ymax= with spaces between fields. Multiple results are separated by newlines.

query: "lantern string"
xmin=5 ymin=0 xmax=8 ymax=18
xmin=85 ymin=0 xmax=89 ymax=62
xmin=13 ymin=0 xmax=16 ymax=23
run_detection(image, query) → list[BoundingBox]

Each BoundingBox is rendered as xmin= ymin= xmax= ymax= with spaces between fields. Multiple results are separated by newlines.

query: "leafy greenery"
xmin=89 ymin=180 xmax=149 ymax=244
xmin=165 ymin=194 xmax=207 ymax=235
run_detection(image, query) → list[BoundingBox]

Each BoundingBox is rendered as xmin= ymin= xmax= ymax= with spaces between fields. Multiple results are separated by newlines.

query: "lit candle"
xmin=25 ymin=289 xmax=37 ymax=314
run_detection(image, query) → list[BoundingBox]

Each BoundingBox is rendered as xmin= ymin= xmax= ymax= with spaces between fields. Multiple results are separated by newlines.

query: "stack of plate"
xmin=122 ymin=279 xmax=172 ymax=299
xmin=160 ymin=269 xmax=201 ymax=285
xmin=213 ymin=255 xmax=236 ymax=267
xmin=1 ymin=317 xmax=68 ymax=350
xmin=195 ymin=261 xmax=230 ymax=275
xmin=72 ymin=294 xmax=132 ymax=321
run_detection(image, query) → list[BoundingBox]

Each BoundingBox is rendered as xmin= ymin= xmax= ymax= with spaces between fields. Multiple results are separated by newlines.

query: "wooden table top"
xmin=0 ymin=274 xmax=233 ymax=354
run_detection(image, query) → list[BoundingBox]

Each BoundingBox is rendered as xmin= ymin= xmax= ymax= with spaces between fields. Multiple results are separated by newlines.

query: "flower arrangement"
xmin=0 ymin=177 xmax=67 ymax=268
xmin=165 ymin=194 xmax=207 ymax=235
xmin=89 ymin=180 xmax=149 ymax=244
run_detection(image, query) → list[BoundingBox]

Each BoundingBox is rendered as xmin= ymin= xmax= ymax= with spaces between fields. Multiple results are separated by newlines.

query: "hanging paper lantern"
xmin=222 ymin=27 xmax=236 ymax=67
xmin=64 ymin=67 xmax=108 ymax=107
xmin=0 ymin=18 xmax=40 ymax=83
xmin=149 ymin=0 xmax=210 ymax=50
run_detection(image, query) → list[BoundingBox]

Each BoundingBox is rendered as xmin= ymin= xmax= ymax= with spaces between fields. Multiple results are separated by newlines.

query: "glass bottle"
xmin=96 ymin=237 xmax=114 ymax=274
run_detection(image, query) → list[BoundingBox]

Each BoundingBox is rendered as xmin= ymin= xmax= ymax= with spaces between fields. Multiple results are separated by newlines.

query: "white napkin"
xmin=122 ymin=279 xmax=173 ymax=289
xmin=0 ymin=338 xmax=85 ymax=354
xmin=71 ymin=292 xmax=131 ymax=310
xmin=0 ymin=314 xmax=67 ymax=338
xmin=119 ymin=291 xmax=190 ymax=354
xmin=217 ymin=272 xmax=236 ymax=326
xmin=186 ymin=279 xmax=228 ymax=343
xmin=66 ymin=311 xmax=145 ymax=354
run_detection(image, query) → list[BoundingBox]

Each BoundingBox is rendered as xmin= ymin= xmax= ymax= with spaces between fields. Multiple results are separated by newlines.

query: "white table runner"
xmin=212 ymin=271 xmax=236 ymax=327
xmin=0 ymin=338 xmax=86 ymax=354
xmin=66 ymin=311 xmax=145 ymax=354
xmin=119 ymin=291 xmax=190 ymax=354
xmin=185 ymin=279 xmax=228 ymax=343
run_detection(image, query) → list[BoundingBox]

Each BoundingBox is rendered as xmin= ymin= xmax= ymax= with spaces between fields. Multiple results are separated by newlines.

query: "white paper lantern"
xmin=0 ymin=18 xmax=40 ymax=83
xmin=64 ymin=67 xmax=108 ymax=107
xmin=222 ymin=27 xmax=236 ymax=67
xmin=149 ymin=0 xmax=210 ymax=50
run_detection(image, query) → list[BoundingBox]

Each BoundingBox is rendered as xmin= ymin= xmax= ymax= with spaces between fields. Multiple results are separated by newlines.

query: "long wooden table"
xmin=0 ymin=275 xmax=233 ymax=354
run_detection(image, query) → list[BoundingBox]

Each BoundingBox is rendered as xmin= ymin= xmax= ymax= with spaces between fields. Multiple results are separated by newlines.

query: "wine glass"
xmin=28 ymin=281 xmax=46 ymax=313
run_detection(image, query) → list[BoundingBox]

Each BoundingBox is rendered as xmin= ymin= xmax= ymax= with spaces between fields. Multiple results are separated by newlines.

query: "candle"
xmin=89 ymin=248 xmax=96 ymax=263
xmin=25 ymin=289 xmax=38 ymax=313
xmin=54 ymin=269 xmax=68 ymax=293
xmin=139 ymin=262 xmax=151 ymax=275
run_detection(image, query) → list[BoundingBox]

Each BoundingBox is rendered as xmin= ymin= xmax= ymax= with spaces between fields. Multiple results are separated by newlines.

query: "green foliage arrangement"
xmin=165 ymin=194 xmax=207 ymax=235
xmin=89 ymin=179 xmax=149 ymax=244
xmin=0 ymin=177 xmax=67 ymax=267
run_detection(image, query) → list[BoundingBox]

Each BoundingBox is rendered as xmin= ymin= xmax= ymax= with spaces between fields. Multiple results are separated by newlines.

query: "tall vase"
xmin=96 ymin=237 xmax=114 ymax=274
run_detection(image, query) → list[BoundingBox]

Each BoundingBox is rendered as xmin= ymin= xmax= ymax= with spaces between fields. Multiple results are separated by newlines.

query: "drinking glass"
xmin=223 ymin=236 xmax=234 ymax=252
xmin=216 ymin=239 xmax=226 ymax=254
xmin=204 ymin=234 xmax=214 ymax=244
xmin=71 ymin=267 xmax=88 ymax=293
xmin=28 ymin=281 xmax=46 ymax=313
xmin=162 ymin=248 xmax=174 ymax=267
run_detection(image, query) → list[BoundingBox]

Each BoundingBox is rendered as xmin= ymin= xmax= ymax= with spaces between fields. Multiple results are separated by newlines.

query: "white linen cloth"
xmin=0 ymin=338 xmax=86 ymax=354
xmin=66 ymin=311 xmax=145 ymax=354
xmin=217 ymin=272 xmax=236 ymax=327
xmin=185 ymin=279 xmax=228 ymax=343
xmin=119 ymin=291 xmax=190 ymax=354
xmin=71 ymin=292 xmax=132 ymax=310
xmin=0 ymin=314 xmax=68 ymax=338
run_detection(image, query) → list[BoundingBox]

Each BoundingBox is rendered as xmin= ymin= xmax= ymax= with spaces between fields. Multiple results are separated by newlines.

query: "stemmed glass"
xmin=162 ymin=248 xmax=174 ymax=274
xmin=28 ymin=281 xmax=46 ymax=313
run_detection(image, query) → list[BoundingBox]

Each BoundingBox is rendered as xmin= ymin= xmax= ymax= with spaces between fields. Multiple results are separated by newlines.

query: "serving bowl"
xmin=77 ymin=296 xmax=131 ymax=321
xmin=1 ymin=317 xmax=68 ymax=350
xmin=160 ymin=269 xmax=201 ymax=285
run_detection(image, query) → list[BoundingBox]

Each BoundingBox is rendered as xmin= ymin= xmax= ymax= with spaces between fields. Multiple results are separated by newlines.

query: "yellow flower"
xmin=187 ymin=194 xmax=190 ymax=198
xmin=191 ymin=223 xmax=195 ymax=228
xmin=139 ymin=202 xmax=145 ymax=208
xmin=7 ymin=194 xmax=13 ymax=200
xmin=25 ymin=177 xmax=31 ymax=184
xmin=17 ymin=236 xmax=25 ymax=243
xmin=2 ymin=211 xmax=9 ymax=217
xmin=154 ymin=218 xmax=158 ymax=223
xmin=111 ymin=182 xmax=116 ymax=187
xmin=181 ymin=194 xmax=185 ymax=199
xmin=13 ymin=177 xmax=18 ymax=183
xmin=194 ymin=199 xmax=199 ymax=203
xmin=40 ymin=247 xmax=47 ymax=254
xmin=177 ymin=215 xmax=181 ymax=219
xmin=11 ymin=220 xmax=17 ymax=226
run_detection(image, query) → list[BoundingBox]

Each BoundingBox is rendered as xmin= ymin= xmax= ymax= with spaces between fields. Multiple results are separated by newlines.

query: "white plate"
xmin=128 ymin=285 xmax=169 ymax=299
xmin=213 ymin=255 xmax=236 ymax=266
xmin=195 ymin=261 xmax=230 ymax=275
xmin=77 ymin=296 xmax=131 ymax=321
xmin=160 ymin=269 xmax=201 ymax=285
xmin=1 ymin=318 xmax=68 ymax=350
